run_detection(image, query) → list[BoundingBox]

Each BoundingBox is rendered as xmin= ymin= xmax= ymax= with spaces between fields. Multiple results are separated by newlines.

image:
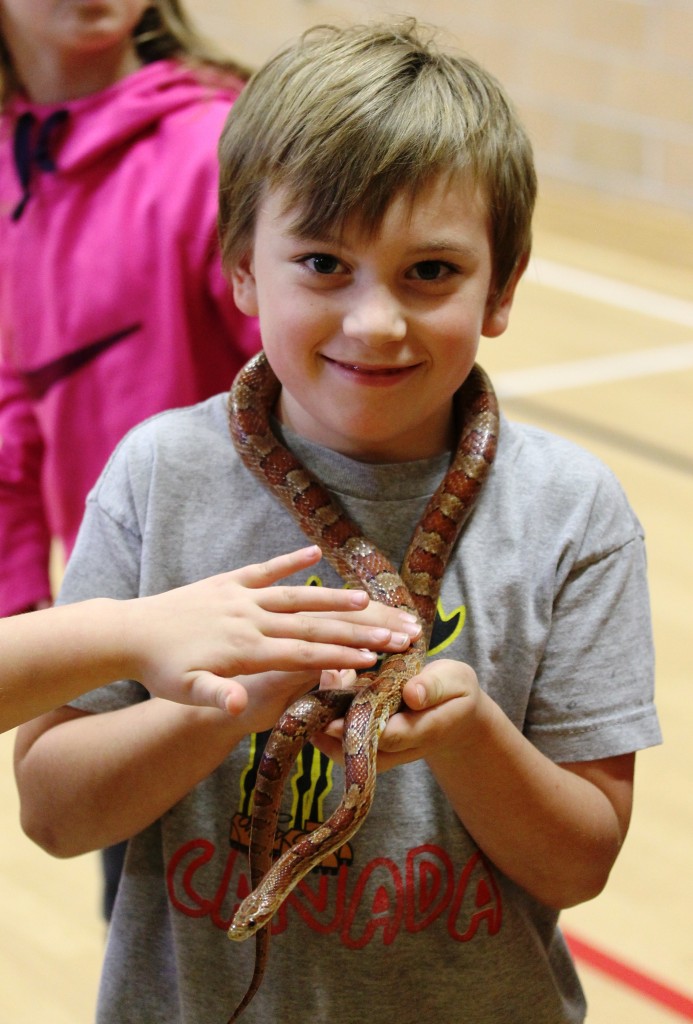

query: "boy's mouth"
xmin=324 ymin=356 xmax=419 ymax=384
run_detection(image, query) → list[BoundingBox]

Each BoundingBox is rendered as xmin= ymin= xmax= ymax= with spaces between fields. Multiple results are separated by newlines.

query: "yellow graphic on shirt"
xmin=229 ymin=575 xmax=466 ymax=872
xmin=428 ymin=597 xmax=466 ymax=656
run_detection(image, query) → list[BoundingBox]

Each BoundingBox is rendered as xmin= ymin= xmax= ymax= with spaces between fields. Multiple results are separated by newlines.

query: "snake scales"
xmin=225 ymin=351 xmax=499 ymax=1020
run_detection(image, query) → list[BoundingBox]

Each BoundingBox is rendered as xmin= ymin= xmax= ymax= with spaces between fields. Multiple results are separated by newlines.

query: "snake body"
xmin=225 ymin=352 xmax=498 ymax=1020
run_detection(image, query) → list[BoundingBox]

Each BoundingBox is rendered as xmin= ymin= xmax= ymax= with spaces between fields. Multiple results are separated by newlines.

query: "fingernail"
xmin=401 ymin=620 xmax=422 ymax=637
xmin=390 ymin=632 xmax=411 ymax=648
xmin=370 ymin=627 xmax=392 ymax=642
xmin=357 ymin=649 xmax=377 ymax=662
xmin=416 ymin=683 xmax=427 ymax=707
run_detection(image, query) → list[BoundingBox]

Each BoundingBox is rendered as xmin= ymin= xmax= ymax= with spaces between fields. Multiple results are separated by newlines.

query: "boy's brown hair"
xmin=218 ymin=20 xmax=537 ymax=303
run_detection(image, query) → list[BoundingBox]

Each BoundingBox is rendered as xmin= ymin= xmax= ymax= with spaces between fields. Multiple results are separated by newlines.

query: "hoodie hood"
xmin=5 ymin=59 xmax=237 ymax=172
xmin=3 ymin=60 xmax=240 ymax=218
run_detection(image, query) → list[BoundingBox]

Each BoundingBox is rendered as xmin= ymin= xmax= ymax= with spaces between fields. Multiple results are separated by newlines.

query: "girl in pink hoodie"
xmin=0 ymin=0 xmax=260 ymax=920
xmin=0 ymin=1 xmax=260 ymax=618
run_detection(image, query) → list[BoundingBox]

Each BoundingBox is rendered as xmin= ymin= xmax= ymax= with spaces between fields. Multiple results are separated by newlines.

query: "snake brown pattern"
xmin=225 ymin=351 xmax=499 ymax=1021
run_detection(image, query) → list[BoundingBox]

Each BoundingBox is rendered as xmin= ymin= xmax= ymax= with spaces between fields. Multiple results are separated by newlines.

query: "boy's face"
xmin=231 ymin=173 xmax=521 ymax=462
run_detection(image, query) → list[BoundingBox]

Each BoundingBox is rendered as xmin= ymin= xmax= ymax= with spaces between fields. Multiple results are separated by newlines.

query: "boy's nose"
xmin=342 ymin=287 xmax=406 ymax=344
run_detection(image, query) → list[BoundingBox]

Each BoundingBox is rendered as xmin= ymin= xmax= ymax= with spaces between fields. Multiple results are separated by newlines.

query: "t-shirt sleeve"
xmin=56 ymin=431 xmax=150 ymax=715
xmin=523 ymin=465 xmax=660 ymax=762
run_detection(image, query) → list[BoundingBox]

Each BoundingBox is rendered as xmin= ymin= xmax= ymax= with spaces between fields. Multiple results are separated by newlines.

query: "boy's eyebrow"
xmin=283 ymin=226 xmax=481 ymax=260
xmin=281 ymin=224 xmax=342 ymax=246
xmin=415 ymin=239 xmax=481 ymax=257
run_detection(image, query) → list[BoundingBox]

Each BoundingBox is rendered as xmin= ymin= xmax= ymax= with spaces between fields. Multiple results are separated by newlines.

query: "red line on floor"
xmin=565 ymin=930 xmax=693 ymax=1020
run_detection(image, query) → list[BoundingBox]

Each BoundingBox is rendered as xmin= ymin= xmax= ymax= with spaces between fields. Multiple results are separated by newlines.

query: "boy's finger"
xmin=318 ymin=668 xmax=358 ymax=689
xmin=402 ymin=661 xmax=476 ymax=710
xmin=311 ymin=732 xmax=344 ymax=763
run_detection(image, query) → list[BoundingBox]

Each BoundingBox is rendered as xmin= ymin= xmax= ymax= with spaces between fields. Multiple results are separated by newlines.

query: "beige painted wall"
xmin=192 ymin=0 xmax=693 ymax=215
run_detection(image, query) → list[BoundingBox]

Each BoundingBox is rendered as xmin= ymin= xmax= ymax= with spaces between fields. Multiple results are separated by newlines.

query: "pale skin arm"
xmin=13 ymin=664 xmax=402 ymax=860
xmin=12 ymin=547 xmax=420 ymax=858
xmin=313 ymin=659 xmax=635 ymax=910
xmin=1 ymin=545 xmax=420 ymax=733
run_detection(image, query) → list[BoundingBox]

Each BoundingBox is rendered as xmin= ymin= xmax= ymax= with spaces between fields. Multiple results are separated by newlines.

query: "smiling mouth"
xmin=326 ymin=357 xmax=418 ymax=376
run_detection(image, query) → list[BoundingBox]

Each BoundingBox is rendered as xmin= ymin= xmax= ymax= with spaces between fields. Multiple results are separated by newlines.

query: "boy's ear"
xmin=229 ymin=252 xmax=259 ymax=317
xmin=482 ymin=251 xmax=530 ymax=338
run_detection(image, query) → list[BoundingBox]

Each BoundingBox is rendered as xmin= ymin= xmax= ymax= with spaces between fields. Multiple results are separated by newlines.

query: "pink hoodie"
xmin=0 ymin=59 xmax=260 ymax=615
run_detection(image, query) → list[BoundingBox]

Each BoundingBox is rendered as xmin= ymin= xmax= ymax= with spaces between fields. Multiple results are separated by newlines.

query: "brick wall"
xmin=194 ymin=0 xmax=693 ymax=214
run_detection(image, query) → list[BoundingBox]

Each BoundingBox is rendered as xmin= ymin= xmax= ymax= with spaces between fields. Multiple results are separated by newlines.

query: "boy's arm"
xmin=14 ymin=701 xmax=240 ymax=857
xmin=14 ymin=661 xmax=340 ymax=859
xmin=412 ymin=663 xmax=633 ymax=910
xmin=315 ymin=659 xmax=634 ymax=911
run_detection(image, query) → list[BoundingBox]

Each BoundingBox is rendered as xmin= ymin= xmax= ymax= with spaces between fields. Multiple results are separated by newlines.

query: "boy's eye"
xmin=303 ymin=254 xmax=344 ymax=275
xmin=410 ymin=260 xmax=456 ymax=281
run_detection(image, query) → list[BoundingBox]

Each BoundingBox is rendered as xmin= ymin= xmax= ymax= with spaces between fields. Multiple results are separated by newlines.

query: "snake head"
xmin=227 ymin=897 xmax=272 ymax=941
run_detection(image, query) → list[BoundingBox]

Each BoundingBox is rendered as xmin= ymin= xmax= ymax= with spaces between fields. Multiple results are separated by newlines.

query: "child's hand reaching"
xmin=121 ymin=545 xmax=421 ymax=714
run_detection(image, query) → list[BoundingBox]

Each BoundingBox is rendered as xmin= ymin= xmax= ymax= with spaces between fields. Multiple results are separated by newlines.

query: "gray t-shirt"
xmin=62 ymin=392 xmax=660 ymax=1024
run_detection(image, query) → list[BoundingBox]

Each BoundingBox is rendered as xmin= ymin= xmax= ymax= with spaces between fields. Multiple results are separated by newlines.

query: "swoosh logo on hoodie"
xmin=22 ymin=323 xmax=142 ymax=399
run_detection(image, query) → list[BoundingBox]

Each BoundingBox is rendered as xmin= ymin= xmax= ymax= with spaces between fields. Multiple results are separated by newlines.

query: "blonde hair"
xmin=132 ymin=1 xmax=249 ymax=79
xmin=0 ymin=1 xmax=250 ymax=106
xmin=218 ymin=21 xmax=536 ymax=302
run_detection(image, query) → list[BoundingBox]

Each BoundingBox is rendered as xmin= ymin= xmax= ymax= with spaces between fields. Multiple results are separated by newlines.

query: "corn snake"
xmin=225 ymin=351 xmax=498 ymax=1020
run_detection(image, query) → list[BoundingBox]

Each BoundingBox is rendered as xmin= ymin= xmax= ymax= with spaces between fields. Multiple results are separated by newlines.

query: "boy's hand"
xmin=311 ymin=659 xmax=481 ymax=771
xmin=124 ymin=545 xmax=420 ymax=713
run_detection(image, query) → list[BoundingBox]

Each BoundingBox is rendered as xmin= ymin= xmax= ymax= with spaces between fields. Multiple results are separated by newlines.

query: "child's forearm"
xmin=14 ymin=649 xmax=335 ymax=858
xmin=14 ymin=699 xmax=244 ymax=857
xmin=0 ymin=600 xmax=139 ymax=732
xmin=1 ymin=547 xmax=422 ymax=734
xmin=426 ymin=690 xmax=632 ymax=909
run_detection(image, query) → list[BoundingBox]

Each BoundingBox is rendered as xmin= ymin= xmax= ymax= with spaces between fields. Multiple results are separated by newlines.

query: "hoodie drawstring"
xmin=12 ymin=109 xmax=69 ymax=221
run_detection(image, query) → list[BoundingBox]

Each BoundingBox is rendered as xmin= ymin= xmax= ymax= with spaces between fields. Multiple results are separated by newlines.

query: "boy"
xmin=14 ymin=22 xmax=660 ymax=1024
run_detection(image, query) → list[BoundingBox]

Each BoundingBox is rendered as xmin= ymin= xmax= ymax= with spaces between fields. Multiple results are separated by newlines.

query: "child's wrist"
xmin=103 ymin=597 xmax=150 ymax=683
